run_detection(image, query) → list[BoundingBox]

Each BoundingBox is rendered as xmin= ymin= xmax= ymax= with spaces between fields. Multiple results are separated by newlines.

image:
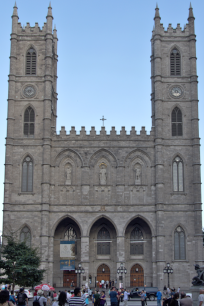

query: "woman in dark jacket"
xmin=170 ymin=293 xmax=179 ymax=306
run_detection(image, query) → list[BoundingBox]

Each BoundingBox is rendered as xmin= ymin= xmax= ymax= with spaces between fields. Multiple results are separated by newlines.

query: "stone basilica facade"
xmin=3 ymin=4 xmax=203 ymax=289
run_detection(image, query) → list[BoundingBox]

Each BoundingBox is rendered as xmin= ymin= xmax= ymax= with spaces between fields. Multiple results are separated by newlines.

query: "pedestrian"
xmin=156 ymin=289 xmax=162 ymax=306
xmin=170 ymin=293 xmax=179 ymax=306
xmin=68 ymin=288 xmax=86 ymax=306
xmin=198 ymin=290 xmax=204 ymax=306
xmin=52 ymin=297 xmax=58 ymax=306
xmin=94 ymin=291 xmax=100 ymax=306
xmin=100 ymin=291 xmax=106 ymax=306
xmin=180 ymin=292 xmax=193 ymax=306
xmin=177 ymin=288 xmax=180 ymax=294
xmin=109 ymin=287 xmax=118 ymax=306
xmin=17 ymin=288 xmax=28 ymax=306
xmin=139 ymin=290 xmax=146 ymax=306
xmin=9 ymin=290 xmax=17 ymax=305
xmin=33 ymin=290 xmax=47 ymax=306
xmin=0 ymin=290 xmax=15 ymax=306
xmin=123 ymin=289 xmax=130 ymax=306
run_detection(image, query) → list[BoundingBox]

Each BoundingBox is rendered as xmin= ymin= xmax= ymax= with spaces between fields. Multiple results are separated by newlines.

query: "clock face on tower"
xmin=170 ymin=86 xmax=183 ymax=98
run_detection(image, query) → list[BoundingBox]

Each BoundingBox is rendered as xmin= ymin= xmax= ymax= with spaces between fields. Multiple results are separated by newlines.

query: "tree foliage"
xmin=0 ymin=236 xmax=45 ymax=289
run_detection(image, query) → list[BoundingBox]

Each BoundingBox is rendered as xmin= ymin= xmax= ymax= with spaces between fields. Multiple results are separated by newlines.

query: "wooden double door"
xmin=97 ymin=264 xmax=110 ymax=287
xmin=130 ymin=264 xmax=144 ymax=287
xmin=63 ymin=270 xmax=77 ymax=288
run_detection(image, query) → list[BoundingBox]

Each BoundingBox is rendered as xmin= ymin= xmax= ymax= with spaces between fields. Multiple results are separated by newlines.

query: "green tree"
xmin=0 ymin=236 xmax=45 ymax=290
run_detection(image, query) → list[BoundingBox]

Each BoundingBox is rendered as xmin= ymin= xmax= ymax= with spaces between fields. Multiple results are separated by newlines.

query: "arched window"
xmin=172 ymin=107 xmax=182 ymax=136
xmin=173 ymin=156 xmax=184 ymax=192
xmin=64 ymin=226 xmax=77 ymax=255
xmin=22 ymin=156 xmax=33 ymax=192
xmin=130 ymin=227 xmax=144 ymax=255
xmin=20 ymin=226 xmax=31 ymax=247
xmin=24 ymin=106 xmax=35 ymax=136
xmin=174 ymin=226 xmax=186 ymax=260
xmin=26 ymin=48 xmax=36 ymax=75
xmin=97 ymin=227 xmax=110 ymax=255
xmin=170 ymin=48 xmax=181 ymax=76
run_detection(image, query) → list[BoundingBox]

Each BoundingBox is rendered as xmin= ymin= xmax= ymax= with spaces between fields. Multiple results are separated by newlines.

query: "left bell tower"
xmin=3 ymin=3 xmax=58 ymax=278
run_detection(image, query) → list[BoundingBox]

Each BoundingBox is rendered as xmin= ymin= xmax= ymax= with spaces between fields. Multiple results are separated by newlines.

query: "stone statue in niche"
xmin=99 ymin=163 xmax=107 ymax=185
xmin=65 ymin=164 xmax=72 ymax=185
xmin=135 ymin=163 xmax=142 ymax=185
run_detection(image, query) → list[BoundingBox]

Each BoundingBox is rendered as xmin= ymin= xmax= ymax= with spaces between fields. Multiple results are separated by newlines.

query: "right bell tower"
xmin=151 ymin=4 xmax=202 ymax=288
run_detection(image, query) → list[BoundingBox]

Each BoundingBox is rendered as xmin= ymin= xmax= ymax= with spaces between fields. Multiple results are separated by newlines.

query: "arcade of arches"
xmin=53 ymin=216 xmax=152 ymax=288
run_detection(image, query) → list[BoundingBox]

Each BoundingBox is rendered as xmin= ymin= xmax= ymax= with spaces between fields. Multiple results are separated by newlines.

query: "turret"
xmin=46 ymin=2 xmax=53 ymax=33
xmin=11 ymin=2 xmax=18 ymax=34
xmin=154 ymin=4 xmax=161 ymax=32
xmin=188 ymin=3 xmax=195 ymax=34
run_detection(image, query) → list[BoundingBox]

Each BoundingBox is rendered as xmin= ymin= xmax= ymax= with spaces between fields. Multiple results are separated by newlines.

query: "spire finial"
xmin=188 ymin=2 xmax=194 ymax=18
xmin=47 ymin=1 xmax=53 ymax=18
xmin=12 ymin=1 xmax=18 ymax=17
xmin=49 ymin=1 xmax=51 ymax=7
xmin=154 ymin=4 xmax=160 ymax=19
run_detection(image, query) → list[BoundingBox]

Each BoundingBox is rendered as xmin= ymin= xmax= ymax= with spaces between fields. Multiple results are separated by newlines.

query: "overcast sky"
xmin=0 ymin=0 xmax=203 ymax=233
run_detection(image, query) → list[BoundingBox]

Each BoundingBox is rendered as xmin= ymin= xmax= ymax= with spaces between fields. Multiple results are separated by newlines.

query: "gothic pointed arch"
xmin=20 ymin=225 xmax=31 ymax=247
xmin=22 ymin=155 xmax=33 ymax=192
xmin=87 ymin=214 xmax=119 ymax=237
xmin=172 ymin=106 xmax=182 ymax=136
xmin=174 ymin=225 xmax=186 ymax=260
xmin=97 ymin=227 xmax=111 ymax=255
xmin=172 ymin=155 xmax=184 ymax=192
xmin=24 ymin=106 xmax=35 ymax=137
xmin=88 ymin=149 xmax=118 ymax=168
xmin=170 ymin=47 xmax=181 ymax=76
xmin=53 ymin=149 xmax=83 ymax=167
xmin=26 ymin=46 xmax=37 ymax=75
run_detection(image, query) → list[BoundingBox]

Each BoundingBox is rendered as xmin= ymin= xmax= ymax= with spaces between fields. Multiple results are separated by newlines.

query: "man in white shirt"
xmin=123 ymin=289 xmax=130 ymax=306
xmin=198 ymin=290 xmax=204 ymax=306
xmin=67 ymin=290 xmax=72 ymax=301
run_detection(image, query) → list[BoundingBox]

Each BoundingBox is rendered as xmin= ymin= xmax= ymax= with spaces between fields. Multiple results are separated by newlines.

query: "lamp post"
xmin=117 ymin=263 xmax=127 ymax=288
xmin=163 ymin=263 xmax=173 ymax=288
xmin=75 ymin=263 xmax=85 ymax=289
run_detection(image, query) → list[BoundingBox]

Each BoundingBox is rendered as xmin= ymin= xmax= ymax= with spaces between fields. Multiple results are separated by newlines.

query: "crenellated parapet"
xmin=54 ymin=126 xmax=155 ymax=139
xmin=152 ymin=23 xmax=189 ymax=36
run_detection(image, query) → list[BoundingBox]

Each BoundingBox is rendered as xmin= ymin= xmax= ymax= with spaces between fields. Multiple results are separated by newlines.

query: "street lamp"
xmin=117 ymin=263 xmax=127 ymax=287
xmin=75 ymin=263 xmax=85 ymax=288
xmin=163 ymin=263 xmax=173 ymax=288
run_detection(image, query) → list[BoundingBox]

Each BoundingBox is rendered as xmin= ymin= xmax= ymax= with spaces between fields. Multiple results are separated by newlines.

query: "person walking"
xmin=123 ymin=289 xmax=130 ymax=306
xmin=198 ymin=290 xmax=204 ymax=306
xmin=99 ymin=291 xmax=106 ymax=306
xmin=180 ymin=292 xmax=193 ymax=306
xmin=156 ymin=289 xmax=162 ymax=306
xmin=139 ymin=290 xmax=146 ymax=306
xmin=68 ymin=288 xmax=86 ymax=306
xmin=17 ymin=288 xmax=28 ymax=306
xmin=109 ymin=287 xmax=118 ymax=306
xmin=33 ymin=290 xmax=47 ymax=306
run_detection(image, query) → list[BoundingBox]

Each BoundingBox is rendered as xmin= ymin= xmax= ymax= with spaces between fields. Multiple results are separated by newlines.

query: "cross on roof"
xmin=100 ymin=116 xmax=107 ymax=127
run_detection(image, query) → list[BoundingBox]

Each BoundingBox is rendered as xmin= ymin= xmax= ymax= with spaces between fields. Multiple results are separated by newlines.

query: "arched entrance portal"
xmin=53 ymin=217 xmax=81 ymax=288
xmin=97 ymin=264 xmax=110 ymax=288
xmin=63 ymin=270 xmax=77 ymax=288
xmin=130 ymin=264 xmax=144 ymax=287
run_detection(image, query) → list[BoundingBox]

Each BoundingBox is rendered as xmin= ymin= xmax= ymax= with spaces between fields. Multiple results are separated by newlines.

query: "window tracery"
xmin=130 ymin=227 xmax=144 ymax=255
xmin=97 ymin=227 xmax=110 ymax=255
xmin=174 ymin=226 xmax=186 ymax=260
xmin=20 ymin=226 xmax=31 ymax=247
xmin=24 ymin=106 xmax=35 ymax=137
xmin=26 ymin=47 xmax=36 ymax=75
xmin=22 ymin=156 xmax=33 ymax=192
xmin=173 ymin=156 xmax=184 ymax=192
xmin=170 ymin=48 xmax=181 ymax=76
xmin=172 ymin=107 xmax=182 ymax=136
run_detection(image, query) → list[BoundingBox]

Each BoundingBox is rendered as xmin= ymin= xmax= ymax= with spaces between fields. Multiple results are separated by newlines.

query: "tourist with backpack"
xmin=33 ymin=290 xmax=47 ymax=306
xmin=9 ymin=291 xmax=17 ymax=305
xmin=17 ymin=288 xmax=28 ymax=306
